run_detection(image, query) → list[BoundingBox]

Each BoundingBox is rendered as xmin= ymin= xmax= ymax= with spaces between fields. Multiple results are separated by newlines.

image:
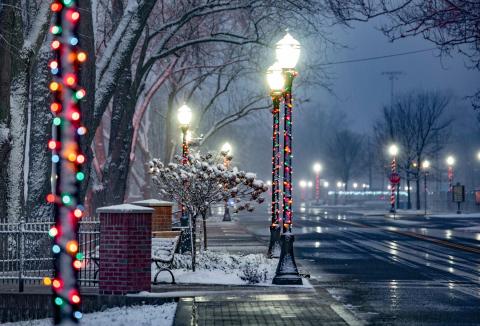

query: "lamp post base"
xmin=223 ymin=206 xmax=231 ymax=222
xmin=267 ymin=224 xmax=281 ymax=258
xmin=272 ymin=233 xmax=302 ymax=285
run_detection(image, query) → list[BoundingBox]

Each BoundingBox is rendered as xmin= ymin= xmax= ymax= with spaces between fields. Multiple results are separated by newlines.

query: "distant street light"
xmin=353 ymin=182 xmax=358 ymax=189
xmin=323 ymin=181 xmax=329 ymax=188
xmin=477 ymin=151 xmax=480 ymax=161
xmin=313 ymin=163 xmax=322 ymax=203
xmin=388 ymin=144 xmax=399 ymax=213
xmin=422 ymin=160 xmax=430 ymax=216
xmin=266 ymin=62 xmax=284 ymax=258
xmin=272 ymin=31 xmax=302 ymax=286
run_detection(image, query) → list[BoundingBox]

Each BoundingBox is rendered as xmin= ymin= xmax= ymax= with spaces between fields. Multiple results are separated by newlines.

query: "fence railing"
xmin=0 ymin=217 xmax=100 ymax=292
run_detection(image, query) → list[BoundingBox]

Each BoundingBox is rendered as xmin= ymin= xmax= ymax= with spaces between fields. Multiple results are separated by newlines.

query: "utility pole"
xmin=382 ymin=71 xmax=403 ymax=107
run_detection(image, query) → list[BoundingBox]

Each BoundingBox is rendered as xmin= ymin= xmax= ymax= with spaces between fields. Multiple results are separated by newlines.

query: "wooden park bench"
xmin=151 ymin=231 xmax=181 ymax=285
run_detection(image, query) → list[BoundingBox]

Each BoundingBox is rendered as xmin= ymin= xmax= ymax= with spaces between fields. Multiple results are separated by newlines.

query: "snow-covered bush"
xmin=148 ymin=151 xmax=267 ymax=271
xmin=239 ymin=260 xmax=270 ymax=284
xmin=167 ymin=251 xmax=276 ymax=285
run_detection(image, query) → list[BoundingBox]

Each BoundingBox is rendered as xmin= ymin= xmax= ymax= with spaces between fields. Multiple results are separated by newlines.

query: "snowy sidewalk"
xmin=169 ymin=215 xmax=357 ymax=326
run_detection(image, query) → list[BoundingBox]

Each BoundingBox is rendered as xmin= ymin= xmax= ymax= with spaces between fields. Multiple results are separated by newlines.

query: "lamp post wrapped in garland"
xmin=177 ymin=104 xmax=192 ymax=226
xmin=46 ymin=0 xmax=87 ymax=323
xmin=272 ymin=32 xmax=302 ymax=285
xmin=266 ymin=62 xmax=284 ymax=258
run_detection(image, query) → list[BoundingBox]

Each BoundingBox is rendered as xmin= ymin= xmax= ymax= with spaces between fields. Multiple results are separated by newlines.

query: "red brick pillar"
xmin=97 ymin=204 xmax=153 ymax=295
xmin=132 ymin=199 xmax=174 ymax=232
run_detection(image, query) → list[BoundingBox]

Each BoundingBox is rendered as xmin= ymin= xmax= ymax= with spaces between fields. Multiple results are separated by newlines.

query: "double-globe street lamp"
xmin=268 ymin=32 xmax=302 ymax=285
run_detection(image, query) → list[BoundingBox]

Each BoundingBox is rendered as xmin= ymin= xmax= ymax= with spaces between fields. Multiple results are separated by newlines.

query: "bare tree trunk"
xmin=92 ymin=66 xmax=135 ymax=211
xmin=191 ymin=215 xmax=197 ymax=272
xmin=202 ymin=211 xmax=208 ymax=251
xmin=163 ymin=91 xmax=176 ymax=161
xmin=407 ymin=177 xmax=411 ymax=209
xmin=26 ymin=44 xmax=53 ymax=221
xmin=0 ymin=1 xmax=15 ymax=220
xmin=416 ymin=176 xmax=421 ymax=210
xmin=6 ymin=10 xmax=28 ymax=222
xmin=77 ymin=0 xmax=96 ymax=203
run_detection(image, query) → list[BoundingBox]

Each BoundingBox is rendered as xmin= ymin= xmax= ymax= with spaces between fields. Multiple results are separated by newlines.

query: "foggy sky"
xmin=311 ymin=21 xmax=480 ymax=132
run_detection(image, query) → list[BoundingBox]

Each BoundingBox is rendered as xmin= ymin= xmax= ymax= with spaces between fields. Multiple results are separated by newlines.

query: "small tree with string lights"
xmin=148 ymin=151 xmax=267 ymax=271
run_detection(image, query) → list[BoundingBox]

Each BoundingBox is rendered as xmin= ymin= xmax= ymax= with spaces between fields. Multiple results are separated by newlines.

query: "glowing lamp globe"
xmin=422 ymin=160 xmax=431 ymax=169
xmin=221 ymin=142 xmax=232 ymax=154
xmin=313 ymin=162 xmax=322 ymax=173
xmin=477 ymin=151 xmax=480 ymax=161
xmin=307 ymin=181 xmax=313 ymax=188
xmin=275 ymin=32 xmax=301 ymax=69
xmin=336 ymin=181 xmax=342 ymax=188
xmin=266 ymin=62 xmax=284 ymax=92
xmin=299 ymin=180 xmax=307 ymax=188
xmin=388 ymin=144 xmax=399 ymax=157
xmin=446 ymin=155 xmax=455 ymax=166
xmin=177 ymin=104 xmax=192 ymax=127
xmin=323 ymin=181 xmax=329 ymax=188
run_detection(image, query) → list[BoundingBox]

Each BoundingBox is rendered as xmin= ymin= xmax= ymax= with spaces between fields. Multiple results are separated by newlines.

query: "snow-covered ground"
xmin=154 ymin=251 xmax=277 ymax=285
xmin=429 ymin=213 xmax=480 ymax=219
xmin=4 ymin=303 xmax=177 ymax=326
xmin=455 ymin=225 xmax=480 ymax=232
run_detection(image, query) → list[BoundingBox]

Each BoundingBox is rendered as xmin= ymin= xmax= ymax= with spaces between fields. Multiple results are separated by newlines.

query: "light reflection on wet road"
xmin=239 ymin=208 xmax=480 ymax=325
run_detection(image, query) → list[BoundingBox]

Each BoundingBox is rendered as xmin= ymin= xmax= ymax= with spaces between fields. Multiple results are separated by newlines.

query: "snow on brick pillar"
xmin=97 ymin=204 xmax=153 ymax=295
xmin=132 ymin=199 xmax=174 ymax=232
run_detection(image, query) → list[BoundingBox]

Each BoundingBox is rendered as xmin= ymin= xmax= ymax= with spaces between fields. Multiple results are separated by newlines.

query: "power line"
xmin=317 ymin=47 xmax=437 ymax=66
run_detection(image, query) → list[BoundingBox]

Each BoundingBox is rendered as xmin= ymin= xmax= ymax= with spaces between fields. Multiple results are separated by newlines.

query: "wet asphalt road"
xmin=238 ymin=208 xmax=480 ymax=325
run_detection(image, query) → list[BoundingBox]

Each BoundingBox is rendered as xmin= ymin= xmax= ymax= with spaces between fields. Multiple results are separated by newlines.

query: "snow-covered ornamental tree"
xmin=148 ymin=151 xmax=267 ymax=271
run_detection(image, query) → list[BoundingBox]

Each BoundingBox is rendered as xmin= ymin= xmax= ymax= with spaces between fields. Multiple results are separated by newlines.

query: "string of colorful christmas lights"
xmin=282 ymin=70 xmax=297 ymax=233
xmin=390 ymin=157 xmax=396 ymax=213
xmin=181 ymin=127 xmax=189 ymax=165
xmin=270 ymin=95 xmax=281 ymax=227
xmin=45 ymin=0 xmax=86 ymax=323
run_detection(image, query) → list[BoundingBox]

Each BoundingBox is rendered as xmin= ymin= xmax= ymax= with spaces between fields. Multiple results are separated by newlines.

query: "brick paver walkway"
xmin=190 ymin=293 xmax=348 ymax=326
xmin=172 ymin=213 xmax=356 ymax=325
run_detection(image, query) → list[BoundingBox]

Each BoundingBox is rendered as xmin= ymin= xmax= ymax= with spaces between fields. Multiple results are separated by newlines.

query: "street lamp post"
xmin=221 ymin=142 xmax=233 ymax=222
xmin=313 ymin=163 xmax=322 ymax=204
xmin=177 ymin=104 xmax=192 ymax=228
xmin=266 ymin=62 xmax=284 ymax=258
xmin=422 ymin=160 xmax=430 ymax=216
xmin=446 ymin=155 xmax=455 ymax=210
xmin=299 ymin=180 xmax=307 ymax=201
xmin=307 ymin=181 xmax=313 ymax=202
xmin=177 ymin=104 xmax=192 ymax=163
xmin=388 ymin=144 xmax=399 ymax=213
xmin=335 ymin=181 xmax=342 ymax=206
xmin=272 ymin=32 xmax=302 ymax=285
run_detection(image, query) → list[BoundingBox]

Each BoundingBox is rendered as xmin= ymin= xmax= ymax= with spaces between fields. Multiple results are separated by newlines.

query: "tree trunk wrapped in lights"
xmin=47 ymin=1 xmax=87 ymax=323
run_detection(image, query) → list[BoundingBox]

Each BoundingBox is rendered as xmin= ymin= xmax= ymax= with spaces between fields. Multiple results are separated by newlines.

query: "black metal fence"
xmin=0 ymin=217 xmax=100 ymax=292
